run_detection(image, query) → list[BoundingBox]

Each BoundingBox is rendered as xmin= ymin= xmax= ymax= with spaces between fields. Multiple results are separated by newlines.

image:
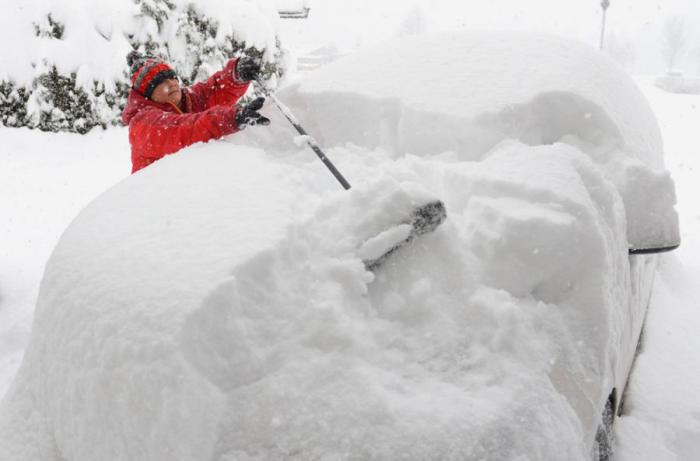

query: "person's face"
xmin=151 ymin=78 xmax=182 ymax=105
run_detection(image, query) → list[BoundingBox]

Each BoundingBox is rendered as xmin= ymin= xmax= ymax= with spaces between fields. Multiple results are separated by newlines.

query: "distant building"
xmin=275 ymin=0 xmax=310 ymax=19
xmin=296 ymin=44 xmax=348 ymax=72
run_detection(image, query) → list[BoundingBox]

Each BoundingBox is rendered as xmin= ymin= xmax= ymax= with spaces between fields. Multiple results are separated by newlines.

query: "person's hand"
xmin=235 ymin=97 xmax=270 ymax=128
xmin=235 ymin=57 xmax=261 ymax=82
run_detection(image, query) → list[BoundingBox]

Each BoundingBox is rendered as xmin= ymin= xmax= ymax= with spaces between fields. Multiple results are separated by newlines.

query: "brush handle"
xmin=255 ymin=81 xmax=352 ymax=190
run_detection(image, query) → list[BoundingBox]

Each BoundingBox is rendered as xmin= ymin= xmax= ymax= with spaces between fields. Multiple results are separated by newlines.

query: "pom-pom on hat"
xmin=127 ymin=50 xmax=178 ymax=99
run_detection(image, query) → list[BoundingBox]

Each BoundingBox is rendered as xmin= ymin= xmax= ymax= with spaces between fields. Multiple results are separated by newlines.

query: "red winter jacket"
xmin=121 ymin=59 xmax=250 ymax=173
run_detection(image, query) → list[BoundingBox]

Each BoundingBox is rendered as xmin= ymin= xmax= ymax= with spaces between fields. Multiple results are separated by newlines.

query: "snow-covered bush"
xmin=0 ymin=0 xmax=286 ymax=134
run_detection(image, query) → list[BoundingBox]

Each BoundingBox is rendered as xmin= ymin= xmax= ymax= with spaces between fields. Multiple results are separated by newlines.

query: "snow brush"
xmin=253 ymin=80 xmax=447 ymax=269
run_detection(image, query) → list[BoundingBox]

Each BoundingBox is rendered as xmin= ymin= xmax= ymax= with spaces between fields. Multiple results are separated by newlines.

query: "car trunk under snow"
xmin=0 ymin=32 xmax=679 ymax=460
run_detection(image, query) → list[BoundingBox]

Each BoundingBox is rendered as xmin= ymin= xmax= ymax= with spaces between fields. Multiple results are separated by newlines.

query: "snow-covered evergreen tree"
xmin=396 ymin=7 xmax=426 ymax=38
xmin=0 ymin=0 xmax=285 ymax=134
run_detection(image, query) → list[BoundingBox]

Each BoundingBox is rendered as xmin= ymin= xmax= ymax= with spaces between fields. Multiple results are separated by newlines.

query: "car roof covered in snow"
xmin=290 ymin=31 xmax=665 ymax=169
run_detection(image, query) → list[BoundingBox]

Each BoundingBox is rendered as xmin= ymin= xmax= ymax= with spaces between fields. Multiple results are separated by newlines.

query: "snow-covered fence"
xmin=275 ymin=0 xmax=311 ymax=19
xmin=0 ymin=0 xmax=286 ymax=134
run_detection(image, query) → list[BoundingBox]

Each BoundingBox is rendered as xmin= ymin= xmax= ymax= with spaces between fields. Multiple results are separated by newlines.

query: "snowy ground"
xmin=0 ymin=79 xmax=698 ymax=459
xmin=614 ymin=80 xmax=700 ymax=460
xmin=0 ymin=128 xmax=130 ymax=396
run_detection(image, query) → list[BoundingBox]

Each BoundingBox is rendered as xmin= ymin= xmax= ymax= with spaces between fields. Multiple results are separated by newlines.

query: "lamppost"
xmin=600 ymin=0 xmax=611 ymax=50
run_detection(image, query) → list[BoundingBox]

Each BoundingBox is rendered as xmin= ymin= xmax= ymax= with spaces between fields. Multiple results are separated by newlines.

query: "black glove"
xmin=235 ymin=57 xmax=261 ymax=82
xmin=235 ymin=97 xmax=270 ymax=128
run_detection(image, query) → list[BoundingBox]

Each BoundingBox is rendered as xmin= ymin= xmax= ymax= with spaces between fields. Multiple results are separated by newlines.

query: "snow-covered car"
xmin=0 ymin=32 xmax=679 ymax=461
xmin=655 ymin=71 xmax=700 ymax=95
xmin=282 ymin=30 xmax=680 ymax=458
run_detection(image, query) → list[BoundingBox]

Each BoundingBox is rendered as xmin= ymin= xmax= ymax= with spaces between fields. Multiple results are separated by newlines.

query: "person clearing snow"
xmin=121 ymin=51 xmax=270 ymax=173
xmin=0 ymin=31 xmax=680 ymax=461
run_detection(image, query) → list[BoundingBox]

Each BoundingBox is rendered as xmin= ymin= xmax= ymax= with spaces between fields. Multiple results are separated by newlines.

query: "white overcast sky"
xmin=280 ymin=0 xmax=700 ymax=75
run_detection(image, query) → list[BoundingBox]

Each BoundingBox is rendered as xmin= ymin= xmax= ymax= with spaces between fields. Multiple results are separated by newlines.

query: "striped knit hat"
xmin=127 ymin=51 xmax=178 ymax=99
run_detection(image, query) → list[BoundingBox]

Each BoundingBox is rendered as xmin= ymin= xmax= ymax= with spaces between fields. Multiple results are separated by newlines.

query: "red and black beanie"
xmin=127 ymin=50 xmax=178 ymax=99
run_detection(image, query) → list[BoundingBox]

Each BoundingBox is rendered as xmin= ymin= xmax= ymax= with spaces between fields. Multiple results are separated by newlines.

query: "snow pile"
xmin=0 ymin=137 xmax=628 ymax=460
xmin=287 ymin=31 xmax=679 ymax=251
xmin=0 ymin=0 xmax=283 ymax=133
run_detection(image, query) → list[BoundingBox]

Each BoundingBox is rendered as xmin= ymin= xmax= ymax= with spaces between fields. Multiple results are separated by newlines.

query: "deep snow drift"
xmin=0 ymin=32 xmax=679 ymax=460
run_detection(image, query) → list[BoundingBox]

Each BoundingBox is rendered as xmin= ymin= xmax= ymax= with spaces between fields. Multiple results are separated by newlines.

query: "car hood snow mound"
xmin=0 ymin=133 xmax=630 ymax=460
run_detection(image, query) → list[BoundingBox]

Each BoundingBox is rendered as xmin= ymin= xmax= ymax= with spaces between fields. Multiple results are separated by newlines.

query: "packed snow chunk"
xmin=460 ymin=141 xmax=628 ymax=304
xmin=357 ymin=223 xmax=412 ymax=262
xmin=465 ymin=195 xmax=578 ymax=298
xmin=606 ymin=156 xmax=680 ymax=251
xmin=292 ymin=134 xmax=312 ymax=147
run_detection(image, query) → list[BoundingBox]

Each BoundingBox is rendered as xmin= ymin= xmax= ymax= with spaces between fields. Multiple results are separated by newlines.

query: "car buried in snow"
xmin=0 ymin=32 xmax=679 ymax=461
xmin=282 ymin=31 xmax=680 ymax=459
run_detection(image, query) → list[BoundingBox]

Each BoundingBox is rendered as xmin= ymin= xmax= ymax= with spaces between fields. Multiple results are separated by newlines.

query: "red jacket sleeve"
xmin=187 ymin=59 xmax=250 ymax=111
xmin=129 ymin=104 xmax=238 ymax=172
